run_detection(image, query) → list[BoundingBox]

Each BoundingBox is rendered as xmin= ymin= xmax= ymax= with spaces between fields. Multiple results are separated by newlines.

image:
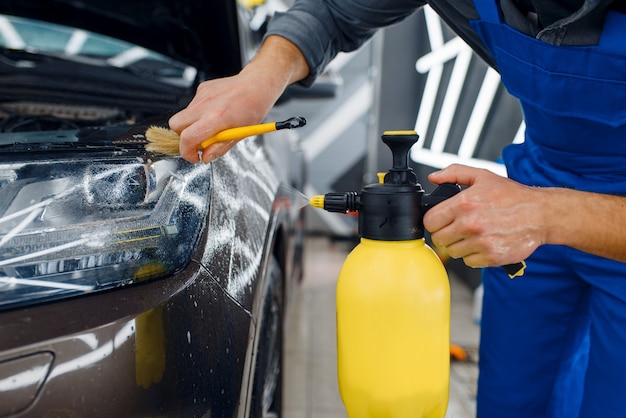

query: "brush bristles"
xmin=144 ymin=126 xmax=181 ymax=155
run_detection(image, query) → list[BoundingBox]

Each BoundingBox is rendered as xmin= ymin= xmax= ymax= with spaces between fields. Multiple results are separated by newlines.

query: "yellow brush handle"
xmin=198 ymin=122 xmax=277 ymax=150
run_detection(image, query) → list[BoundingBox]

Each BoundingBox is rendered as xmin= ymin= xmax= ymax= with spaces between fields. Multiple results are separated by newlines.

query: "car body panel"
xmin=0 ymin=260 xmax=252 ymax=417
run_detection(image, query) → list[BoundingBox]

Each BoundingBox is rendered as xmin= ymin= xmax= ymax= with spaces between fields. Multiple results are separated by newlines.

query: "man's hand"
xmin=423 ymin=164 xmax=546 ymax=268
xmin=169 ymin=36 xmax=309 ymax=164
xmin=169 ymin=71 xmax=273 ymax=163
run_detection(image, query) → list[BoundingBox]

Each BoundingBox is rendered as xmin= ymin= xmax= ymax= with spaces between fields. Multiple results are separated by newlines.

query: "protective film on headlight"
xmin=0 ymin=156 xmax=211 ymax=310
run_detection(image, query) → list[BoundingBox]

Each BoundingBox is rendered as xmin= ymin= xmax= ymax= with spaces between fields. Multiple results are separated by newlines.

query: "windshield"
xmin=0 ymin=14 xmax=197 ymax=86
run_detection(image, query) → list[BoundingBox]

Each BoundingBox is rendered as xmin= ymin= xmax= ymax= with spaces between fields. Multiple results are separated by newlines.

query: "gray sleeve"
xmin=264 ymin=0 xmax=426 ymax=86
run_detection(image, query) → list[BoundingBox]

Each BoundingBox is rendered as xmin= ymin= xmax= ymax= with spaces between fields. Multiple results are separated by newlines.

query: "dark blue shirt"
xmin=265 ymin=0 xmax=619 ymax=85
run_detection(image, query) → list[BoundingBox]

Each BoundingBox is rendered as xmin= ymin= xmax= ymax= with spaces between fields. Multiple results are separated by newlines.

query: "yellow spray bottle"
xmin=311 ymin=131 xmax=461 ymax=418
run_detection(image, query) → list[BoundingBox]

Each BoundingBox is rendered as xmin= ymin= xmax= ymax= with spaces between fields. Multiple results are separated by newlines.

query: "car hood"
xmin=0 ymin=0 xmax=243 ymax=78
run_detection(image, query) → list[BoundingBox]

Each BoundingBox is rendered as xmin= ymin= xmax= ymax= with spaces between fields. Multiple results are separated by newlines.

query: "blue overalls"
xmin=469 ymin=2 xmax=626 ymax=417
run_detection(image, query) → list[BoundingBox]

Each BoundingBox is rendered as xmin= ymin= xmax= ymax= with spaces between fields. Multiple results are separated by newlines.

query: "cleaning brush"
xmin=144 ymin=116 xmax=307 ymax=155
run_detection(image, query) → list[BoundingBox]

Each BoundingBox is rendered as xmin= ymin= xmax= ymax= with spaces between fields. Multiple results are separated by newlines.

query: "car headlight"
xmin=0 ymin=153 xmax=211 ymax=310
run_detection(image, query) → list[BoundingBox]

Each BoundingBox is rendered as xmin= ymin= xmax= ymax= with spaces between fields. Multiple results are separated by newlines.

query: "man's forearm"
xmin=543 ymin=187 xmax=626 ymax=263
xmin=241 ymin=35 xmax=310 ymax=97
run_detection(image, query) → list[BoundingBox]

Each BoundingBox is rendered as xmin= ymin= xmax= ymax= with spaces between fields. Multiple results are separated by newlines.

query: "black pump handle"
xmin=382 ymin=132 xmax=417 ymax=171
xmin=421 ymin=183 xmax=461 ymax=212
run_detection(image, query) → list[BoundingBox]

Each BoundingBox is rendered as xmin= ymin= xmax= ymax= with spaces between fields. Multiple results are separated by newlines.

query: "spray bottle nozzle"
xmin=310 ymin=192 xmax=360 ymax=213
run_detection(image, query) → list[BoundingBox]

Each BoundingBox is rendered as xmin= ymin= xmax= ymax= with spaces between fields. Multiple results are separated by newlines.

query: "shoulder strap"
xmin=472 ymin=0 xmax=501 ymax=23
xmin=599 ymin=11 xmax=626 ymax=53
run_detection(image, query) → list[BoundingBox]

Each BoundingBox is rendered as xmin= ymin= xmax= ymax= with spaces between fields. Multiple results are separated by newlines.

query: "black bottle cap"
xmin=359 ymin=184 xmax=424 ymax=240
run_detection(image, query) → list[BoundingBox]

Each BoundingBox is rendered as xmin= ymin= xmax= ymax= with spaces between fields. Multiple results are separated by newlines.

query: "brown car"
xmin=0 ymin=1 xmax=311 ymax=416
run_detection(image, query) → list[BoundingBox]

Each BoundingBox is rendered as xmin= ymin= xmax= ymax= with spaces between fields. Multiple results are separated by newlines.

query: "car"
xmin=0 ymin=1 xmax=310 ymax=416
